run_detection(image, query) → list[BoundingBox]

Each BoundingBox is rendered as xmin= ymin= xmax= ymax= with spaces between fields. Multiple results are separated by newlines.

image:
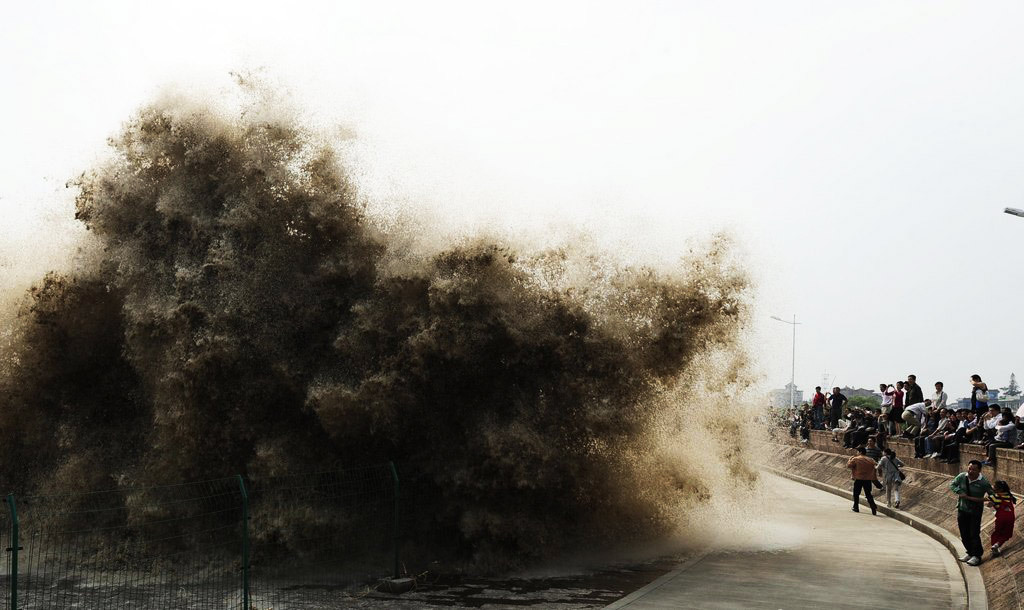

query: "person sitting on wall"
xmin=850 ymin=424 xmax=874 ymax=450
xmin=799 ymin=415 xmax=812 ymax=443
xmin=961 ymin=409 xmax=979 ymax=452
xmin=922 ymin=409 xmax=954 ymax=459
xmin=842 ymin=411 xmax=864 ymax=448
xmin=1014 ymin=402 xmax=1024 ymax=448
xmin=941 ymin=411 xmax=970 ymax=464
xmin=980 ymin=405 xmax=1002 ymax=444
xmin=915 ymin=407 xmax=944 ymax=458
xmin=982 ymin=414 xmax=1016 ymax=467
xmin=831 ymin=412 xmax=852 ymax=443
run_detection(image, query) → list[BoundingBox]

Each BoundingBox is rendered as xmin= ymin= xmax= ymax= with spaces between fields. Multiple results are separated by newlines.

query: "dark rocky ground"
xmin=297 ymin=557 xmax=684 ymax=609
xmin=0 ymin=553 xmax=685 ymax=609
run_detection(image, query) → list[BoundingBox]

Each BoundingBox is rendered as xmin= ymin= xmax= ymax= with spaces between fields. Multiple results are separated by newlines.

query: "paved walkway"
xmin=608 ymin=473 xmax=966 ymax=609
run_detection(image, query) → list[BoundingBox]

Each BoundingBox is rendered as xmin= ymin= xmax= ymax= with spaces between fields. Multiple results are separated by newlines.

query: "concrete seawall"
xmin=771 ymin=429 xmax=1024 ymax=609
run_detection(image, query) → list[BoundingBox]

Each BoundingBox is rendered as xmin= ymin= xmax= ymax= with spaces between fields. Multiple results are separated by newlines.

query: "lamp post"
xmin=771 ymin=314 xmax=801 ymax=409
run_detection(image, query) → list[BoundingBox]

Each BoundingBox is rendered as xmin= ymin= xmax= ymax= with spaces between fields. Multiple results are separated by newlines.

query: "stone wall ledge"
xmin=779 ymin=429 xmax=1024 ymax=491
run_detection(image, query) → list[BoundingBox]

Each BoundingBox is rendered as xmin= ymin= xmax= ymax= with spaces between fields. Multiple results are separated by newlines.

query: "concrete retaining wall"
xmin=771 ymin=429 xmax=1024 ymax=609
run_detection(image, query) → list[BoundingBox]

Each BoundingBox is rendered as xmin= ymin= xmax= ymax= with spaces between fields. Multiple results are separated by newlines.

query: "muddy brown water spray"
xmin=0 ymin=94 xmax=756 ymax=570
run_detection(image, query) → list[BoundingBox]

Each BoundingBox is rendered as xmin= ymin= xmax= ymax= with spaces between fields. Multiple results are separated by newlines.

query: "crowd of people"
xmin=781 ymin=374 xmax=1020 ymax=567
xmin=787 ymin=374 xmax=1022 ymax=467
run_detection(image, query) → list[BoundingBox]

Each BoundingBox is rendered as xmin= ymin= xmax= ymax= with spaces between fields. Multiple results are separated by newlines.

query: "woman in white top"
xmin=971 ymin=375 xmax=989 ymax=412
xmin=876 ymin=448 xmax=905 ymax=508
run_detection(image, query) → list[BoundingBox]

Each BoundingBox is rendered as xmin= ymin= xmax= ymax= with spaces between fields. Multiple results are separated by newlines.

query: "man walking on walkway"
xmin=848 ymin=446 xmax=878 ymax=515
xmin=950 ymin=460 xmax=993 ymax=566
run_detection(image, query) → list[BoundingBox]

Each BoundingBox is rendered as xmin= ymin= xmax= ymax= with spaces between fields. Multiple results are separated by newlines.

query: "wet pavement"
xmin=606 ymin=473 xmax=965 ymax=609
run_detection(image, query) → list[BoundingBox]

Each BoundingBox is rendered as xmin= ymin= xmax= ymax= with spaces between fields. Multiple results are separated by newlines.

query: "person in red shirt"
xmin=891 ymin=381 xmax=906 ymax=434
xmin=812 ymin=386 xmax=826 ymax=430
xmin=988 ymin=480 xmax=1017 ymax=556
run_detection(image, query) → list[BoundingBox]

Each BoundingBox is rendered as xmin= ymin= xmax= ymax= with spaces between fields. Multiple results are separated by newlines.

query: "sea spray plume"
xmin=72 ymin=101 xmax=383 ymax=483
xmin=0 ymin=91 xmax=755 ymax=568
xmin=0 ymin=272 xmax=144 ymax=494
xmin=312 ymin=237 xmax=752 ymax=565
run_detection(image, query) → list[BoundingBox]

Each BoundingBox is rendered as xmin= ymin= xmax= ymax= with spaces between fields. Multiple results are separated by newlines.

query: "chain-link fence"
xmin=0 ymin=463 xmax=399 ymax=609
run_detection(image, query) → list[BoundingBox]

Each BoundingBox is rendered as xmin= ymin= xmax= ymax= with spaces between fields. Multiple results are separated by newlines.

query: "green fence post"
xmin=6 ymin=494 xmax=18 ymax=610
xmin=388 ymin=462 xmax=399 ymax=579
xmin=236 ymin=476 xmax=250 ymax=610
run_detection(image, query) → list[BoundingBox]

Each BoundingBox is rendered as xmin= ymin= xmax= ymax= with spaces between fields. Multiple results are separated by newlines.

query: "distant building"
xmin=769 ymin=383 xmax=804 ymax=408
xmin=999 ymin=396 xmax=1022 ymax=411
xmin=952 ymin=394 xmax=1007 ymax=410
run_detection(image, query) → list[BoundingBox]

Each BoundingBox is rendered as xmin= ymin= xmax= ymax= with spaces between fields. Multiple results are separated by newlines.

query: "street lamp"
xmin=771 ymin=314 xmax=801 ymax=409
xmin=1005 ymin=208 xmax=1024 ymax=217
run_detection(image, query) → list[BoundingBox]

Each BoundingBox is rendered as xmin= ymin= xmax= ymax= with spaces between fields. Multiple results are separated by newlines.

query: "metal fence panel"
xmin=0 ymin=463 xmax=399 ymax=609
xmin=10 ymin=478 xmax=244 ymax=609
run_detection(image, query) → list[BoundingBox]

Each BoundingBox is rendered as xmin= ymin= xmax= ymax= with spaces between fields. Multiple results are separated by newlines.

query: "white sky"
xmin=2 ymin=1 xmax=1023 ymax=400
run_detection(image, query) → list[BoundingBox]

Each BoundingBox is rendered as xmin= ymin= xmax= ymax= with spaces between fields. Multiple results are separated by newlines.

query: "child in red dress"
xmin=988 ymin=480 xmax=1017 ymax=557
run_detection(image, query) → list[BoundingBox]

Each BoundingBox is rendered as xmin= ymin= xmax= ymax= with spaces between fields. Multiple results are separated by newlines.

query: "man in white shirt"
xmin=982 ymin=405 xmax=1001 ymax=443
xmin=902 ymin=400 xmax=932 ymax=436
xmin=880 ymin=383 xmax=894 ymax=415
xmin=984 ymin=414 xmax=1016 ymax=466
xmin=933 ymin=382 xmax=948 ymax=411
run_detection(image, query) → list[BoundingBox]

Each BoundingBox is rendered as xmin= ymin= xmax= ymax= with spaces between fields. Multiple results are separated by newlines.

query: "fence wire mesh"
xmin=9 ymin=477 xmax=244 ymax=609
xmin=0 ymin=463 xmax=398 ymax=610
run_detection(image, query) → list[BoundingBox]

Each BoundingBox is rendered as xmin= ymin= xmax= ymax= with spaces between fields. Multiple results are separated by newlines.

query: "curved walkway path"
xmin=607 ymin=473 xmax=967 ymax=609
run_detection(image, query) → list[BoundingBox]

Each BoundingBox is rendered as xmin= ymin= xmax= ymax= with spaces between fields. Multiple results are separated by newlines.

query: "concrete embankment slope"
xmin=773 ymin=430 xmax=1024 ymax=609
xmin=607 ymin=473 xmax=963 ymax=609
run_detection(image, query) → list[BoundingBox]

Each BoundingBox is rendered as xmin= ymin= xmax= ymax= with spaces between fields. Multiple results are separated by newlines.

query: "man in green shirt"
xmin=949 ymin=460 xmax=993 ymax=566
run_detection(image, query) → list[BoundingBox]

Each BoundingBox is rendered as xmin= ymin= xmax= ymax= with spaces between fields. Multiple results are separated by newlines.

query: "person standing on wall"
xmin=880 ymin=383 xmax=894 ymax=418
xmin=971 ymin=375 xmax=989 ymax=414
xmin=848 ymin=446 xmax=878 ymax=515
xmin=905 ymin=375 xmax=924 ymax=409
xmin=891 ymin=381 xmax=906 ymax=435
xmin=933 ymin=381 xmax=948 ymax=412
xmin=950 ymin=460 xmax=993 ymax=566
xmin=812 ymin=386 xmax=826 ymax=430
xmin=827 ymin=386 xmax=847 ymax=431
